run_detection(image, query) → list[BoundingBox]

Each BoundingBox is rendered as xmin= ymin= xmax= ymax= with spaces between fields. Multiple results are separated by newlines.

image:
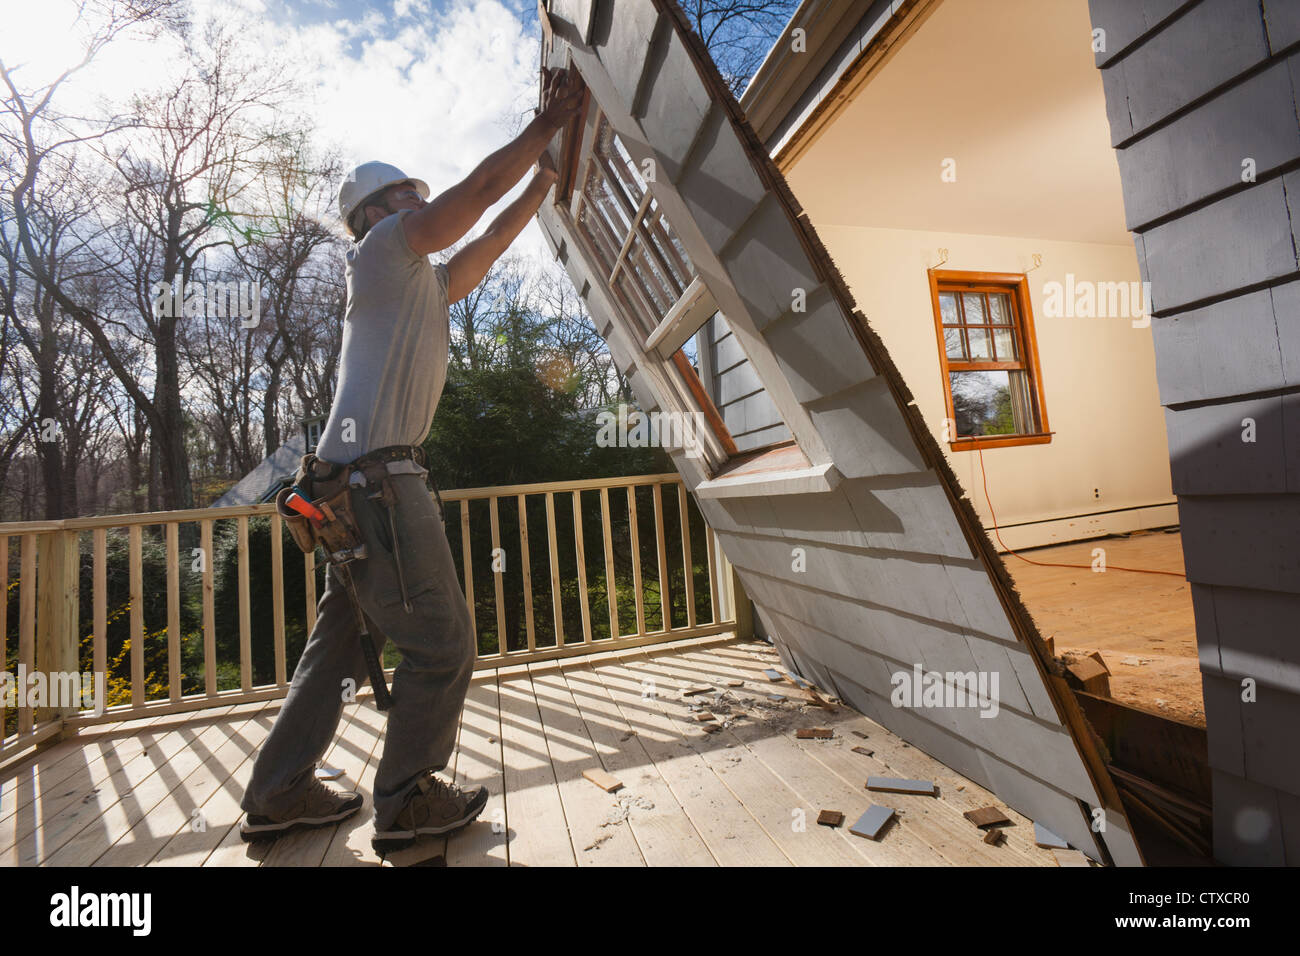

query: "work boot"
xmin=372 ymin=773 xmax=488 ymax=854
xmin=240 ymin=778 xmax=364 ymax=842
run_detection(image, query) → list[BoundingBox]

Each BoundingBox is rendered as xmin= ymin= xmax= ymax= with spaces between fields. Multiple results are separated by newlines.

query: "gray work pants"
xmin=242 ymin=471 xmax=476 ymax=831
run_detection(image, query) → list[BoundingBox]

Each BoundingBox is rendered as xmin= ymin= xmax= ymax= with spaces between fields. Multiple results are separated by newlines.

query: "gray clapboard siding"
xmin=675 ymin=102 xmax=767 ymax=256
xmin=1093 ymin=0 xmax=1300 ymax=862
xmin=1098 ymin=0 xmax=1272 ymax=146
xmin=1139 ymin=176 xmax=1298 ymax=313
xmin=1149 ymin=284 xmax=1292 ymax=405
xmin=539 ymin=0 xmax=1145 ymax=866
xmin=1263 ymin=0 xmax=1300 ymax=52
xmin=762 ymin=286 xmax=878 ymax=405
xmin=1115 ymin=57 xmax=1300 ymax=229
xmin=1089 ymin=0 xmax=1193 ymax=66
xmin=1164 ymin=395 xmax=1293 ymax=494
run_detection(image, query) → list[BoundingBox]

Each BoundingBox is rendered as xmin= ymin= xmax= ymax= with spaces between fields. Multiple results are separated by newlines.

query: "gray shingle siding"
xmin=1091 ymin=0 xmax=1300 ymax=864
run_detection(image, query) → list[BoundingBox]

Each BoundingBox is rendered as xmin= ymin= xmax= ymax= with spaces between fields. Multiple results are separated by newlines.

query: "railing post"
xmin=35 ymin=529 xmax=80 ymax=728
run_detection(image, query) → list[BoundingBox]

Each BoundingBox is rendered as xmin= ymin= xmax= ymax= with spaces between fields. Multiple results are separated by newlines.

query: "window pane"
xmin=939 ymin=292 xmax=959 ymax=325
xmin=989 ymin=292 xmax=1013 ymax=325
xmin=961 ymin=293 xmax=986 ymax=325
xmin=967 ymin=327 xmax=991 ymax=359
xmin=992 ymin=328 xmax=1018 ymax=361
xmin=950 ymin=370 xmax=1020 ymax=437
xmin=944 ymin=327 xmax=966 ymax=360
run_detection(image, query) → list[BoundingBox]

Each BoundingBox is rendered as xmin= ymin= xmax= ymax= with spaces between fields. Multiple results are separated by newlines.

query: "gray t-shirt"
xmin=316 ymin=209 xmax=450 ymax=465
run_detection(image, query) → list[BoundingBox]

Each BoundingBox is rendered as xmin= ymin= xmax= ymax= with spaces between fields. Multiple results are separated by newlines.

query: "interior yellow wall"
xmin=811 ymin=224 xmax=1175 ymax=548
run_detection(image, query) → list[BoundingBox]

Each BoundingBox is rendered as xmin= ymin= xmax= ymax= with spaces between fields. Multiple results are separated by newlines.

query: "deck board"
xmin=0 ymin=636 xmax=1060 ymax=866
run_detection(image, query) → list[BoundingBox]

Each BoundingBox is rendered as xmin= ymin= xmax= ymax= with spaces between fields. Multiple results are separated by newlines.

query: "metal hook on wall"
xmin=1024 ymin=252 xmax=1043 ymax=275
xmin=930 ymin=248 xmax=949 ymax=270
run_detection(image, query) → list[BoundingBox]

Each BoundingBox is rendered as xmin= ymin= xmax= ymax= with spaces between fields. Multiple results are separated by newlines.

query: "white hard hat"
xmin=338 ymin=161 xmax=430 ymax=229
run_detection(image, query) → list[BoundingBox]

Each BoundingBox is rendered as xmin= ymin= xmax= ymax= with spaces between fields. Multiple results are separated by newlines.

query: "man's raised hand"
xmin=540 ymin=66 xmax=583 ymax=127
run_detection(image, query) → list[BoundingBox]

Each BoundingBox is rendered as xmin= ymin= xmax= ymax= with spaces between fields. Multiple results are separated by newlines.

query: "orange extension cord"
xmin=975 ymin=446 xmax=1185 ymax=579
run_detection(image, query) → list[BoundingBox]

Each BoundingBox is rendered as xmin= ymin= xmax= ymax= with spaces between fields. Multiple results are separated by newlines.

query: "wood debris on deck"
xmin=0 ymin=638 xmax=1070 ymax=867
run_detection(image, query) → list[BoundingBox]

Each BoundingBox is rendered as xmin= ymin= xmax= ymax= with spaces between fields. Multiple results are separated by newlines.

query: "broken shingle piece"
xmin=849 ymin=805 xmax=896 ymax=840
xmin=983 ymin=828 xmax=1005 ymax=846
xmin=582 ymin=768 xmax=623 ymax=793
xmin=681 ymin=686 xmax=713 ymax=697
xmin=851 ymin=746 xmax=875 ymax=758
xmin=963 ymin=807 xmax=1012 ymax=829
xmin=1034 ymin=823 xmax=1069 ymax=849
xmin=866 ymin=776 xmax=937 ymax=796
xmin=817 ymin=810 xmax=845 ymax=828
xmin=694 ymin=712 xmax=717 ymax=722
xmin=725 ymin=679 xmax=745 ymax=688
xmin=763 ymin=669 xmax=784 ymax=681
xmin=795 ymin=727 xmax=833 ymax=739
xmin=850 ymin=730 xmax=869 ymax=740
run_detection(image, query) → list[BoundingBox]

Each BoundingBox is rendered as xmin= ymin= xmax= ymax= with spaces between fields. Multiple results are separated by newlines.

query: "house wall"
xmin=1087 ymin=0 xmax=1300 ymax=866
xmin=808 ymin=224 xmax=1177 ymax=549
xmin=779 ymin=0 xmax=1177 ymax=550
xmin=538 ymin=0 xmax=1145 ymax=865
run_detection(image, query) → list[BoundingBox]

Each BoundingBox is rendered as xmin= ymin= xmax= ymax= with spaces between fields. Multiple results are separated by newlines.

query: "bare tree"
xmin=682 ymin=0 xmax=800 ymax=96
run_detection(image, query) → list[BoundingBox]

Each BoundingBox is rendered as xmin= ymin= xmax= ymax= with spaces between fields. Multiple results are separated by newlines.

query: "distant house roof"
xmin=211 ymin=432 xmax=306 ymax=508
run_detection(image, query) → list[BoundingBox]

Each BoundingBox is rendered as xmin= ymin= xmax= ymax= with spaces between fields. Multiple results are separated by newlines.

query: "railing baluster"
xmin=128 ymin=526 xmax=143 ymax=710
xmin=600 ymin=488 xmax=617 ymax=640
xmin=706 ymin=525 xmax=719 ymax=625
xmin=460 ymin=501 xmax=475 ymax=638
xmin=653 ymin=482 xmax=669 ymax=632
xmin=270 ymin=514 xmax=285 ymax=686
xmin=490 ymin=496 xmax=506 ymax=654
xmin=202 ymin=519 xmax=218 ymax=695
xmin=92 ymin=529 xmax=106 ymax=695
xmin=517 ymin=495 xmax=534 ymax=653
xmin=238 ymin=516 xmax=252 ymax=694
xmin=545 ymin=492 xmax=563 ymax=646
xmin=678 ymin=483 xmax=695 ymax=629
xmin=626 ymin=486 xmax=644 ymax=637
xmin=166 ymin=522 xmax=180 ymax=701
xmin=18 ymin=534 xmax=35 ymax=732
xmin=573 ymin=490 xmax=592 ymax=645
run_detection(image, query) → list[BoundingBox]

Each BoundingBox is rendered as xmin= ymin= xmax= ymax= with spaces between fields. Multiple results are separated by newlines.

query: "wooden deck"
xmin=1 ymin=635 xmax=1064 ymax=867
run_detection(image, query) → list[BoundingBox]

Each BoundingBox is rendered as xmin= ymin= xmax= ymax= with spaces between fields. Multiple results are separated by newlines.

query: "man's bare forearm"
xmin=446 ymin=171 xmax=557 ymax=302
xmin=470 ymin=115 xmax=563 ymax=210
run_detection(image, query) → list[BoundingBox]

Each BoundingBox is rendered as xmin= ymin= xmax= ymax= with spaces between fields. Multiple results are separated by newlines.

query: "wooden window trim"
xmin=927 ymin=269 xmax=1052 ymax=451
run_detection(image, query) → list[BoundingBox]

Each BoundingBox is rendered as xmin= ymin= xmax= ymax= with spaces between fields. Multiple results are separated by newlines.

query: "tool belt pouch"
xmin=275 ymin=460 xmax=365 ymax=559
xmin=275 ymin=486 xmax=319 ymax=555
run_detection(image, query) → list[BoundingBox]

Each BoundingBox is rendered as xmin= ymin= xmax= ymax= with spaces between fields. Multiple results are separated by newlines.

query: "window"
xmin=927 ymin=270 xmax=1050 ymax=450
xmin=570 ymin=108 xmax=794 ymax=465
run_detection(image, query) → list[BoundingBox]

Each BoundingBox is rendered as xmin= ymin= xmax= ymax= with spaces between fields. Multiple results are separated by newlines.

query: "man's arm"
xmin=445 ymin=163 xmax=558 ymax=303
xmin=404 ymin=68 xmax=582 ymax=257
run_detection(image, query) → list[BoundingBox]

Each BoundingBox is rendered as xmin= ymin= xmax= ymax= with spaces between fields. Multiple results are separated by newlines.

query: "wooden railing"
xmin=0 ymin=472 xmax=739 ymax=769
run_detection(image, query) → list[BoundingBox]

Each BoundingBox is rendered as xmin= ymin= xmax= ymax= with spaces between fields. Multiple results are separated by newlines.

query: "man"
xmin=240 ymin=67 xmax=584 ymax=854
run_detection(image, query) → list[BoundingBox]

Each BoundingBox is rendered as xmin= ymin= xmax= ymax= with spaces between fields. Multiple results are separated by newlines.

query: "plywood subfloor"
xmin=1002 ymin=529 xmax=1203 ymax=725
xmin=0 ymin=637 xmax=1066 ymax=867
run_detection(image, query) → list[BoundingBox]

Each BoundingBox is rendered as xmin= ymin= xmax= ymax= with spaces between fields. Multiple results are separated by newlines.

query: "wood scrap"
xmin=963 ymin=806 xmax=1012 ymax=829
xmin=983 ymin=828 xmax=1005 ymax=846
xmin=851 ymin=746 xmax=875 ymax=758
xmin=866 ymin=776 xmax=936 ymax=796
xmin=850 ymin=730 xmax=869 ymax=740
xmin=582 ymin=768 xmax=623 ymax=792
xmin=725 ymin=679 xmax=745 ymax=687
xmin=694 ymin=712 xmax=716 ymax=722
xmin=817 ymin=810 xmax=845 ymax=828
xmin=795 ymin=727 xmax=833 ymax=739
xmin=681 ymin=686 xmax=713 ymax=697
xmin=849 ymin=805 xmax=896 ymax=840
